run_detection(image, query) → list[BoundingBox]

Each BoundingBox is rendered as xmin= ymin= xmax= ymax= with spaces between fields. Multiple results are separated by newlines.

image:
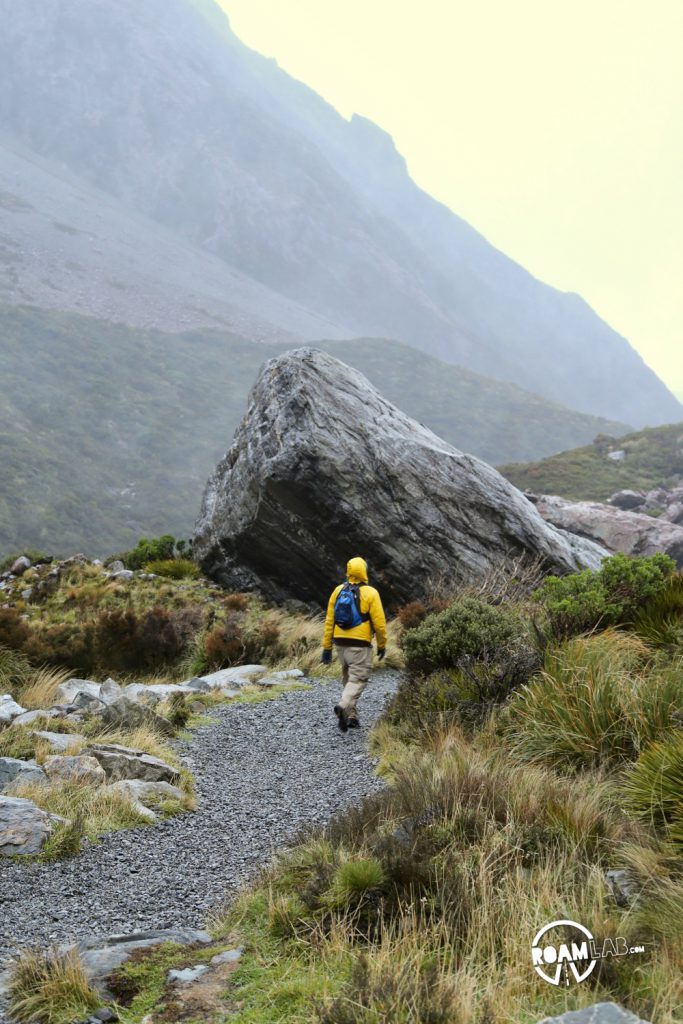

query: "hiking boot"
xmin=347 ymin=716 xmax=360 ymax=729
xmin=334 ymin=704 xmax=348 ymax=733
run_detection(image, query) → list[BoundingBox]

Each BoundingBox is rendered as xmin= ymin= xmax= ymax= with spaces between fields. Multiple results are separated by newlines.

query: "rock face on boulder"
xmin=193 ymin=350 xmax=606 ymax=606
xmin=83 ymin=743 xmax=179 ymax=784
xmin=0 ymin=757 xmax=46 ymax=792
xmin=534 ymin=495 xmax=683 ymax=567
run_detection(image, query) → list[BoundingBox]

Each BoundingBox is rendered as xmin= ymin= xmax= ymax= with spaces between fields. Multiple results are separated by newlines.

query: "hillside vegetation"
xmin=500 ymin=423 xmax=683 ymax=500
xmin=0 ymin=306 xmax=629 ymax=557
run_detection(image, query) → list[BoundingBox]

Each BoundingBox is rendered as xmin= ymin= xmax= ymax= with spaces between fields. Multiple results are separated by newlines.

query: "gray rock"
xmin=193 ymin=350 xmax=607 ymax=606
xmin=107 ymin=560 xmax=125 ymax=573
xmin=0 ymin=757 xmax=46 ymax=791
xmin=606 ymin=869 xmax=639 ymax=907
xmin=270 ymin=669 xmax=304 ymax=680
xmin=71 ymin=692 xmax=108 ymax=715
xmin=9 ymin=555 xmax=31 ymax=575
xmin=74 ymin=928 xmax=212 ymax=996
xmin=21 ymin=587 xmax=33 ymax=602
xmin=54 ymin=678 xmax=124 ymax=709
xmin=535 ymin=494 xmax=683 ymax=567
xmin=12 ymin=708 xmax=58 ymax=726
xmin=536 ymin=1003 xmax=650 ymax=1024
xmin=32 ymin=730 xmax=85 ymax=752
xmin=43 ymin=755 xmax=106 ymax=786
xmin=124 ymin=684 xmax=162 ymax=706
xmin=644 ymin=487 xmax=668 ymax=507
xmin=111 ymin=569 xmax=134 ymax=581
xmin=608 ymin=489 xmax=645 ymax=510
xmin=210 ymin=947 xmax=243 ymax=965
xmin=607 ymin=449 xmax=626 ymax=461
xmin=0 ymin=795 xmax=53 ymax=855
xmin=167 ymin=965 xmax=208 ymax=984
xmin=84 ymin=743 xmax=179 ymax=784
xmin=195 ymin=666 xmax=266 ymax=689
xmin=98 ymin=697 xmax=175 ymax=737
xmin=0 ymin=694 xmax=27 ymax=725
xmin=106 ymin=778 xmax=184 ymax=808
xmin=663 ymin=501 xmax=683 ymax=525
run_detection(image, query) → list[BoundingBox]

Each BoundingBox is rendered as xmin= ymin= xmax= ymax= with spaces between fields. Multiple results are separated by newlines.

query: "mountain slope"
xmin=0 ymin=0 xmax=678 ymax=427
xmin=0 ymin=306 xmax=629 ymax=557
xmin=499 ymin=424 xmax=683 ymax=500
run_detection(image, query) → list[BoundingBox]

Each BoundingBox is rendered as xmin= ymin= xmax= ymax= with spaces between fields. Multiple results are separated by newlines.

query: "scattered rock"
xmin=84 ymin=744 xmax=180 ymax=784
xmin=535 ymin=495 xmax=683 ymax=567
xmin=210 ymin=947 xmax=243 ymax=965
xmin=74 ymin=928 xmax=213 ymax=996
xmin=536 ymin=1003 xmax=650 ymax=1023
xmin=194 ymin=666 xmax=266 ymax=689
xmin=105 ymin=779 xmax=185 ymax=821
xmin=55 ymin=679 xmax=103 ymax=704
xmin=43 ymin=755 xmax=106 ymax=786
xmin=98 ymin=697 xmax=175 ymax=737
xmin=663 ymin=501 xmax=683 ymax=525
xmin=111 ymin=569 xmax=134 ymax=581
xmin=9 ymin=555 xmax=31 ymax=575
xmin=32 ymin=730 xmax=85 ymax=752
xmin=0 ymin=757 xmax=46 ymax=791
xmin=0 ymin=795 xmax=53 ymax=855
xmin=607 ymin=449 xmax=626 ymax=461
xmin=168 ymin=965 xmax=209 ymax=984
xmin=193 ymin=349 xmax=606 ymax=606
xmin=608 ymin=489 xmax=645 ymax=510
xmin=606 ymin=869 xmax=639 ymax=907
xmin=0 ymin=694 xmax=27 ymax=726
xmin=107 ymin=560 xmax=125 ymax=573
xmin=12 ymin=708 xmax=59 ymax=726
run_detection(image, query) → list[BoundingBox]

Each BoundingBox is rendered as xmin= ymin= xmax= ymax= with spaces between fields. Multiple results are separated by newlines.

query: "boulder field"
xmin=193 ymin=349 xmax=606 ymax=607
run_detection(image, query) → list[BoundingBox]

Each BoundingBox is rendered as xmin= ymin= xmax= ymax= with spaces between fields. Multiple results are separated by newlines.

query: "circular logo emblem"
xmin=531 ymin=919 xmax=597 ymax=986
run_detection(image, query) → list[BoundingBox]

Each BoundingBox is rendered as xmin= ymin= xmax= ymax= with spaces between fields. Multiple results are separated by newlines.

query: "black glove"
xmin=377 ymin=648 xmax=386 ymax=661
xmin=321 ymin=649 xmax=332 ymax=665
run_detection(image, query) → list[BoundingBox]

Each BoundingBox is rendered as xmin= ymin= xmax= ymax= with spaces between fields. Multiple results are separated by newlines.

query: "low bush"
xmin=503 ymin=631 xmax=683 ymax=770
xmin=397 ymin=597 xmax=540 ymax=726
xmin=536 ymin=552 xmax=678 ymax=638
xmin=23 ymin=621 xmax=96 ymax=675
xmin=202 ymin=611 xmax=284 ymax=670
xmin=0 ymin=608 xmax=30 ymax=651
xmin=117 ymin=534 xmax=177 ymax=570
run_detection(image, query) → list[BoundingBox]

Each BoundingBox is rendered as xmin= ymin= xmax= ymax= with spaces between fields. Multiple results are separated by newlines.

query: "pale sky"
xmin=221 ymin=0 xmax=683 ymax=395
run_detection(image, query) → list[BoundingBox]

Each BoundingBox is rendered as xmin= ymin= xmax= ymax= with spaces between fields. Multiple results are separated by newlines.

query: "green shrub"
xmin=631 ymin=575 xmax=683 ymax=647
xmin=118 ymin=534 xmax=177 ymax=570
xmin=143 ymin=558 xmax=199 ymax=579
xmin=623 ymin=733 xmax=683 ymax=832
xmin=503 ymin=631 xmax=683 ymax=770
xmin=398 ymin=597 xmax=539 ymax=725
xmin=536 ymin=553 xmax=677 ymax=638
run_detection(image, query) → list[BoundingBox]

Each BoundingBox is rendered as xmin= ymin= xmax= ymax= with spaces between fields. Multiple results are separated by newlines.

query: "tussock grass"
xmin=7 ymin=946 xmax=100 ymax=1024
xmin=15 ymin=665 xmax=73 ymax=710
xmin=12 ymin=777 xmax=152 ymax=848
xmin=503 ymin=630 xmax=683 ymax=769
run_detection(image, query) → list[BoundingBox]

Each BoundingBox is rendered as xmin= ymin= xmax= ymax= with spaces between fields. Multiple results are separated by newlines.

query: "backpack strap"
xmin=351 ymin=583 xmax=371 ymax=623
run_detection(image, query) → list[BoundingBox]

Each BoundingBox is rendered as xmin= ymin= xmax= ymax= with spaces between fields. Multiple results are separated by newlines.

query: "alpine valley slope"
xmin=0 ymin=0 xmax=679 ymax=427
xmin=0 ymin=306 xmax=628 ymax=558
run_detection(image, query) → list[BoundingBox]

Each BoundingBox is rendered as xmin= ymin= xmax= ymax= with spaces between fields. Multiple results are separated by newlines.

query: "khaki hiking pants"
xmin=336 ymin=645 xmax=373 ymax=716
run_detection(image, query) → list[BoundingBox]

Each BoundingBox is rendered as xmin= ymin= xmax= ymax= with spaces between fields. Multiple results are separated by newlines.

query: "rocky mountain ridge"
xmin=0 ymin=0 xmax=679 ymax=427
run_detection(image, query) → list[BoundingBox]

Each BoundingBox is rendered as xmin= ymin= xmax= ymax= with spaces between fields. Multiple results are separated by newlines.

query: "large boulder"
xmin=98 ymin=697 xmax=175 ymax=737
xmin=534 ymin=495 xmax=683 ymax=567
xmin=43 ymin=754 xmax=106 ymax=786
xmin=0 ymin=795 xmax=53 ymax=855
xmin=193 ymin=350 xmax=606 ymax=607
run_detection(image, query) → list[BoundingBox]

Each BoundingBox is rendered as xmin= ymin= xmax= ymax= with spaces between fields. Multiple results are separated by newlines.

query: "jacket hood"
xmin=346 ymin=557 xmax=368 ymax=584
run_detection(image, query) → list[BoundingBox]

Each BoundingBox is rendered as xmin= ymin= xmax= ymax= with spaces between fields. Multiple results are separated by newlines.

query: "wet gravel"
xmin=0 ymin=672 xmax=398 ymax=972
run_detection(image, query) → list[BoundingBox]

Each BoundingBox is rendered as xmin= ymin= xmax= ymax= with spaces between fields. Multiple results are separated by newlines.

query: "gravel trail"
xmin=0 ymin=672 xmax=398 ymax=971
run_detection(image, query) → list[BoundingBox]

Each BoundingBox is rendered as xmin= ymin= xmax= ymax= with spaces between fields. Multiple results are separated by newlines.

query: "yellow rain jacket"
xmin=323 ymin=557 xmax=387 ymax=651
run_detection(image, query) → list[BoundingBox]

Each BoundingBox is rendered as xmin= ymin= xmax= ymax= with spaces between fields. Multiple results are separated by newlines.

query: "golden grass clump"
xmin=7 ymin=946 xmax=100 ymax=1024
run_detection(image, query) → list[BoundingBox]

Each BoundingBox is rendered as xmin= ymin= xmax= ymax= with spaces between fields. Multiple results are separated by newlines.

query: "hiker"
xmin=321 ymin=556 xmax=387 ymax=732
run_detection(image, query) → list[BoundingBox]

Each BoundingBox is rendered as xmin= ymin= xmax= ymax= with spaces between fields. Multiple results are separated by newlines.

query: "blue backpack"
xmin=333 ymin=583 xmax=370 ymax=630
